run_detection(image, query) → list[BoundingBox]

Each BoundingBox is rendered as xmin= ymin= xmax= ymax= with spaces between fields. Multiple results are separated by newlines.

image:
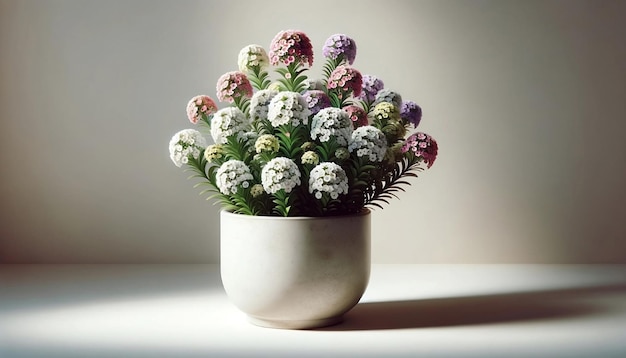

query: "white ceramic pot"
xmin=220 ymin=209 xmax=371 ymax=329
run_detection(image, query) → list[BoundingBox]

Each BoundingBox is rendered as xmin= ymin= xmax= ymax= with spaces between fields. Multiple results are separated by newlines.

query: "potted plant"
xmin=168 ymin=30 xmax=438 ymax=329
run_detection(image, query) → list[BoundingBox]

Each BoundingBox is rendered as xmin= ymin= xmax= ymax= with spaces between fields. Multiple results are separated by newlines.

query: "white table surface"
xmin=1 ymin=264 xmax=625 ymax=358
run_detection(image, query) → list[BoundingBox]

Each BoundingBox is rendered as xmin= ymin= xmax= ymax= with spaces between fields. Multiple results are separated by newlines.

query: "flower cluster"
xmin=374 ymin=89 xmax=403 ymax=109
xmin=169 ymin=129 xmax=206 ymax=167
xmin=169 ymin=30 xmax=439 ymax=216
xmin=310 ymin=107 xmax=353 ymax=146
xmin=348 ymin=126 xmax=387 ymax=162
xmin=186 ymin=95 xmax=217 ymax=124
xmin=358 ymin=75 xmax=384 ymax=104
xmin=402 ymin=132 xmax=439 ymax=168
xmin=343 ymin=105 xmax=368 ymax=128
xmin=210 ymin=107 xmax=250 ymax=144
xmin=301 ymin=151 xmax=320 ymax=165
xmin=401 ymin=100 xmax=422 ymax=127
xmin=216 ymin=160 xmax=254 ymax=195
xmin=269 ymin=30 xmax=314 ymax=68
xmin=303 ymin=90 xmax=331 ymax=115
xmin=309 ymin=162 xmax=349 ymax=199
xmin=322 ymin=34 xmax=357 ymax=65
xmin=216 ymin=71 xmax=253 ymax=103
xmin=255 ymin=134 xmax=279 ymax=154
xmin=261 ymin=157 xmax=301 ymax=194
xmin=238 ymin=45 xmax=269 ymax=72
xmin=204 ymin=144 xmax=224 ymax=162
xmin=327 ymin=65 xmax=362 ymax=98
xmin=267 ymin=91 xmax=310 ymax=127
xmin=249 ymin=89 xmax=278 ymax=122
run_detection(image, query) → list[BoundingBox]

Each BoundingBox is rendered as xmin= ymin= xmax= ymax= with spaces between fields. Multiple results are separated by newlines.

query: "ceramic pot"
xmin=220 ymin=209 xmax=371 ymax=329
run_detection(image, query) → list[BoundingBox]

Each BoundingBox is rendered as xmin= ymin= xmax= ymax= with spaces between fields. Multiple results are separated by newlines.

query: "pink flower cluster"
xmin=402 ymin=132 xmax=438 ymax=168
xmin=268 ymin=30 xmax=314 ymax=67
xmin=343 ymin=105 xmax=368 ymax=128
xmin=216 ymin=71 xmax=253 ymax=103
xmin=327 ymin=65 xmax=363 ymax=97
xmin=186 ymin=95 xmax=217 ymax=124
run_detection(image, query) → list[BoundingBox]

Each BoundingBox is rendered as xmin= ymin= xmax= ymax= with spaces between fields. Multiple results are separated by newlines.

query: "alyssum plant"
xmin=169 ymin=30 xmax=438 ymax=217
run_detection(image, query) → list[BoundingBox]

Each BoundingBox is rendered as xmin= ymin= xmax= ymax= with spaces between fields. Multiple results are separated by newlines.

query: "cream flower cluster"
xmin=310 ymin=107 xmax=353 ymax=146
xmin=210 ymin=107 xmax=251 ymax=144
xmin=255 ymin=134 xmax=280 ymax=154
xmin=267 ymin=91 xmax=311 ymax=127
xmin=169 ymin=129 xmax=207 ymax=168
xmin=215 ymin=160 xmax=254 ymax=195
xmin=249 ymin=89 xmax=278 ymax=122
xmin=308 ymin=162 xmax=349 ymax=199
xmin=301 ymin=150 xmax=320 ymax=165
xmin=348 ymin=125 xmax=388 ymax=162
xmin=261 ymin=157 xmax=301 ymax=194
xmin=238 ymin=44 xmax=269 ymax=71
xmin=204 ymin=144 xmax=224 ymax=163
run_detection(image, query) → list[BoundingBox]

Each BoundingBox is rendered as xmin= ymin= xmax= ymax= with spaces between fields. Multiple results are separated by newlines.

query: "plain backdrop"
xmin=1 ymin=0 xmax=625 ymax=263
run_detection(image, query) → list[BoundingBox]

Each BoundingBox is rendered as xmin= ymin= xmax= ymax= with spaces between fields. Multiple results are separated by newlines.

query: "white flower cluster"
xmin=211 ymin=107 xmax=251 ymax=144
xmin=267 ymin=91 xmax=311 ymax=127
xmin=215 ymin=160 xmax=254 ymax=195
xmin=348 ymin=125 xmax=388 ymax=162
xmin=310 ymin=107 xmax=353 ymax=146
xmin=169 ymin=129 xmax=207 ymax=168
xmin=237 ymin=44 xmax=269 ymax=71
xmin=374 ymin=89 xmax=403 ymax=109
xmin=309 ymin=162 xmax=349 ymax=199
xmin=249 ymin=89 xmax=278 ymax=122
xmin=261 ymin=157 xmax=301 ymax=194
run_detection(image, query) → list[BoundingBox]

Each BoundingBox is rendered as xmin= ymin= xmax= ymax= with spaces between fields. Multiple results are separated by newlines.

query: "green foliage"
xmin=275 ymin=63 xmax=309 ymax=93
xmin=365 ymin=153 xmax=424 ymax=209
xmin=272 ymin=190 xmax=292 ymax=216
xmin=248 ymin=67 xmax=272 ymax=91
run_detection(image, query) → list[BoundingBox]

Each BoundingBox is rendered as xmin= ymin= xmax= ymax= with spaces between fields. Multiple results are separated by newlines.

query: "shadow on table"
xmin=320 ymin=284 xmax=626 ymax=330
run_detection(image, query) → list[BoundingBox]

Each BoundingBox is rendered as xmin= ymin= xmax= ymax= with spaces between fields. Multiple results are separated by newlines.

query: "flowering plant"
xmin=169 ymin=30 xmax=438 ymax=216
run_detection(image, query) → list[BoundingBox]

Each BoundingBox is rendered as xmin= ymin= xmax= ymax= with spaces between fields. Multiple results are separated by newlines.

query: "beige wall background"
xmin=1 ymin=0 xmax=625 ymax=263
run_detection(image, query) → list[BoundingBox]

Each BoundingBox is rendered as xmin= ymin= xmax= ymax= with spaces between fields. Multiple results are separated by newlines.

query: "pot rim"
xmin=220 ymin=208 xmax=371 ymax=221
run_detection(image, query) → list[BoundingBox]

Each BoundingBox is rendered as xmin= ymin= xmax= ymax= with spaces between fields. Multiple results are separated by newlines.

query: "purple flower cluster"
xmin=322 ymin=34 xmax=357 ymax=65
xmin=358 ymin=75 xmax=384 ymax=103
xmin=402 ymin=132 xmax=438 ymax=168
xmin=216 ymin=71 xmax=253 ymax=103
xmin=269 ymin=30 xmax=314 ymax=67
xmin=400 ymin=101 xmax=422 ymax=127
xmin=302 ymin=90 xmax=331 ymax=115
xmin=327 ymin=65 xmax=363 ymax=97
